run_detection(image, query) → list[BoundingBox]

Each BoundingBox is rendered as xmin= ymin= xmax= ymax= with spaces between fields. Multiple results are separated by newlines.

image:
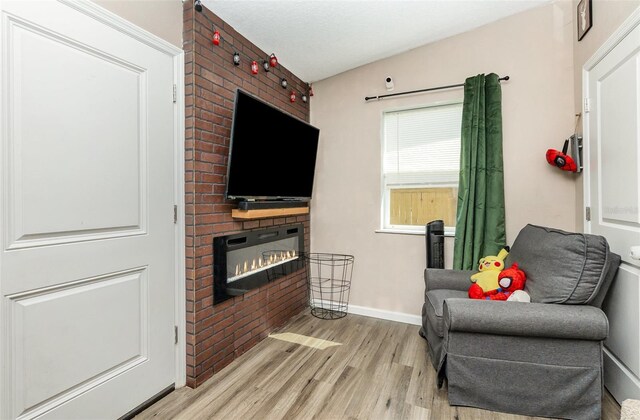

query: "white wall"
xmin=93 ymin=0 xmax=182 ymax=48
xmin=310 ymin=2 xmax=576 ymax=316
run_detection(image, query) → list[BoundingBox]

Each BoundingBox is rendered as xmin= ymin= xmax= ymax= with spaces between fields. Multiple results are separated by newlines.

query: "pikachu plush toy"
xmin=468 ymin=248 xmax=509 ymax=299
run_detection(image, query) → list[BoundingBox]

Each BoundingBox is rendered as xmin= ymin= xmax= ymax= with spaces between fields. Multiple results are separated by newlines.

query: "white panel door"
xmin=0 ymin=1 xmax=176 ymax=418
xmin=585 ymin=15 xmax=640 ymax=403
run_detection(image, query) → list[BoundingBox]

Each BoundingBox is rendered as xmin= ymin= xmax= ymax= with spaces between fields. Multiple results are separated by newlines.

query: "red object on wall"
xmin=212 ymin=30 xmax=220 ymax=45
xmin=250 ymin=60 xmax=259 ymax=75
xmin=309 ymin=84 xmax=314 ymax=97
xmin=269 ymin=53 xmax=278 ymax=67
xmin=546 ymin=139 xmax=577 ymax=172
xmin=290 ymin=90 xmax=296 ymax=102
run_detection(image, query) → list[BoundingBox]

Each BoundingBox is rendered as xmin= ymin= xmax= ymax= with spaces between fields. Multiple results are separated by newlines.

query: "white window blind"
xmin=383 ymin=103 xmax=462 ymax=187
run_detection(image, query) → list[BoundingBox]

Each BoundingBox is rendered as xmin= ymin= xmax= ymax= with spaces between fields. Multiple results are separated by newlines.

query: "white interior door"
xmin=584 ymin=13 xmax=640 ymax=403
xmin=0 ymin=1 xmax=177 ymax=418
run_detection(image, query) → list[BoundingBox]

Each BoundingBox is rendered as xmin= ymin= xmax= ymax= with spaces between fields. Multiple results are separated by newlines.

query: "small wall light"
xmin=212 ymin=29 xmax=220 ymax=46
xmin=302 ymin=94 xmax=308 ymax=103
xmin=280 ymin=78 xmax=288 ymax=88
xmin=194 ymin=0 xmax=202 ymax=12
xmin=290 ymin=91 xmax=296 ymax=103
xmin=262 ymin=60 xmax=270 ymax=72
xmin=250 ymin=60 xmax=259 ymax=75
xmin=233 ymin=52 xmax=240 ymax=66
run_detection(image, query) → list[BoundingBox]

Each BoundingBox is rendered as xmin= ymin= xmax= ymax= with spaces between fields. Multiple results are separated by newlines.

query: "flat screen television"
xmin=225 ymin=89 xmax=320 ymax=201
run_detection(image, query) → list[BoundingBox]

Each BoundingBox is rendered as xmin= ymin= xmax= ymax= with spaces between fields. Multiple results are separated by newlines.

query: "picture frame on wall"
xmin=577 ymin=0 xmax=592 ymax=41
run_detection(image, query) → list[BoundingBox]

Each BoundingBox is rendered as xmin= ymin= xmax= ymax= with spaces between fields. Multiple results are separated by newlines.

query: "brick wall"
xmin=184 ymin=1 xmax=311 ymax=387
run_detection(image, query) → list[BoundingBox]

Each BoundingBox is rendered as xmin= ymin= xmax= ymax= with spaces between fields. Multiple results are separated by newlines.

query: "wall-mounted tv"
xmin=225 ymin=89 xmax=320 ymax=201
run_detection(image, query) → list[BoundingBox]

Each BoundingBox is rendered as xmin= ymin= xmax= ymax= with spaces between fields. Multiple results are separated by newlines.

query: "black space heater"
xmin=425 ymin=220 xmax=445 ymax=269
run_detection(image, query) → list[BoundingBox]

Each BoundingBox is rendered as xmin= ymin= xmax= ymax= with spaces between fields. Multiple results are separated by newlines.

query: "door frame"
xmin=26 ymin=0 xmax=187 ymax=388
xmin=582 ymin=5 xmax=640 ymax=400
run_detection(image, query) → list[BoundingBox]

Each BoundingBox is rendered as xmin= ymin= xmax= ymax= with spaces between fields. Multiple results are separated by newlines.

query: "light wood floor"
xmin=137 ymin=311 xmax=621 ymax=420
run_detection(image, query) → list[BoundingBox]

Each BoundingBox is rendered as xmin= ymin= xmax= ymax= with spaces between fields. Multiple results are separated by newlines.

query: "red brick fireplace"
xmin=183 ymin=2 xmax=310 ymax=387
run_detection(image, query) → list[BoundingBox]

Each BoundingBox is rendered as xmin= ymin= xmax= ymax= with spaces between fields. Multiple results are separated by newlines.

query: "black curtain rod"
xmin=364 ymin=75 xmax=510 ymax=102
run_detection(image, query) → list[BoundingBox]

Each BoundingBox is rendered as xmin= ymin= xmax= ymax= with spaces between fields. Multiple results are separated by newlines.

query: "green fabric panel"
xmin=453 ymin=73 xmax=506 ymax=270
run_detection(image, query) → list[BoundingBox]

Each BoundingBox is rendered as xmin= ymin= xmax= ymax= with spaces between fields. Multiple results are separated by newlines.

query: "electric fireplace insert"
xmin=213 ymin=224 xmax=304 ymax=304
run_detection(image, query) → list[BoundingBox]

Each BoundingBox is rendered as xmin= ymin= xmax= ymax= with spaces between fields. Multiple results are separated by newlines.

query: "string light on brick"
xmin=192 ymin=0 xmax=304 ymax=105
xmin=222 ymin=47 xmax=306 ymax=104
xmin=269 ymin=53 xmax=278 ymax=67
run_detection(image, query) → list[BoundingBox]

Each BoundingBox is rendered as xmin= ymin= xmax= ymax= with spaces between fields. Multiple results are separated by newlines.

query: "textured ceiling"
xmin=203 ymin=0 xmax=551 ymax=82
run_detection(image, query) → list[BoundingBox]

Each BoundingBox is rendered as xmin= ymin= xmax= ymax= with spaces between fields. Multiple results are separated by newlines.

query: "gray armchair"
xmin=420 ymin=224 xmax=620 ymax=420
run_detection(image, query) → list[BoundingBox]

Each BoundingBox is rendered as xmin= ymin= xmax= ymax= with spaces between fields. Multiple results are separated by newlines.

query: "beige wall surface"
xmin=93 ymin=0 xmax=182 ymax=48
xmin=572 ymin=0 xmax=640 ymax=231
xmin=310 ymin=2 xmax=576 ymax=316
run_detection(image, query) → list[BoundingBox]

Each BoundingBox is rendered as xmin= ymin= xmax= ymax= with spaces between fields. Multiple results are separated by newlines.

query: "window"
xmin=382 ymin=102 xmax=462 ymax=233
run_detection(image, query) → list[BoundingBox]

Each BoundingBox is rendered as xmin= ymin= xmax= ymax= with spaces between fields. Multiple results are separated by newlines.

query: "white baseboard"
xmin=604 ymin=347 xmax=640 ymax=403
xmin=310 ymin=299 xmax=422 ymax=326
xmin=347 ymin=304 xmax=422 ymax=326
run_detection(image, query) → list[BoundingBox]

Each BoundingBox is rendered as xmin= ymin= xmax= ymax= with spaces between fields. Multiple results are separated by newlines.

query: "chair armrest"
xmin=425 ymin=268 xmax=474 ymax=292
xmin=443 ymin=299 xmax=608 ymax=341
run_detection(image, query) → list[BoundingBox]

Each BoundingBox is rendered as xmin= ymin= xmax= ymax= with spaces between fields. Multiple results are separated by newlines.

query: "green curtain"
xmin=453 ymin=73 xmax=506 ymax=270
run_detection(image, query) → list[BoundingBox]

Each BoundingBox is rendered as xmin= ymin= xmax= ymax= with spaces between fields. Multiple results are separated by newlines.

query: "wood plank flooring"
xmin=137 ymin=311 xmax=621 ymax=420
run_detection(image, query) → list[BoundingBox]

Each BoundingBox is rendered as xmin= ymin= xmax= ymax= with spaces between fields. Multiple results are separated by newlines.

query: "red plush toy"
xmin=468 ymin=263 xmax=527 ymax=300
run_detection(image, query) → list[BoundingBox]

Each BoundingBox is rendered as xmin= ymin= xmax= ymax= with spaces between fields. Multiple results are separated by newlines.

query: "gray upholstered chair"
xmin=420 ymin=224 xmax=620 ymax=420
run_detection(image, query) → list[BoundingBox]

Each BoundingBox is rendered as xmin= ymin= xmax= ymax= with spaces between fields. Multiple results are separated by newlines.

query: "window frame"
xmin=379 ymin=100 xmax=462 ymax=235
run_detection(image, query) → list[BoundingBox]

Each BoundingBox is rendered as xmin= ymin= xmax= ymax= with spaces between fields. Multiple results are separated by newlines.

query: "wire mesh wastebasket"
xmin=305 ymin=253 xmax=354 ymax=320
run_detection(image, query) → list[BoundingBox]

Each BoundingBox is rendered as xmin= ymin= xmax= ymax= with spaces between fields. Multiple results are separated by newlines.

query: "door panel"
xmin=11 ymin=268 xmax=147 ymax=414
xmin=0 ymin=1 xmax=176 ymax=418
xmin=598 ymin=57 xmax=640 ymax=226
xmin=8 ymin=17 xmax=146 ymax=248
xmin=586 ymin=15 xmax=640 ymax=402
xmin=602 ymin=265 xmax=640 ymax=377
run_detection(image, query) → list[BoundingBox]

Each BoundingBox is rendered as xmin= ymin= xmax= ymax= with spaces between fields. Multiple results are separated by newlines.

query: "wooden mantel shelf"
xmin=231 ymin=207 xmax=309 ymax=220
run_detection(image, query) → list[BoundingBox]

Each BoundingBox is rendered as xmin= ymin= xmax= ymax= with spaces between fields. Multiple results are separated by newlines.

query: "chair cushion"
xmin=505 ymin=224 xmax=610 ymax=304
xmin=425 ymin=289 xmax=469 ymax=337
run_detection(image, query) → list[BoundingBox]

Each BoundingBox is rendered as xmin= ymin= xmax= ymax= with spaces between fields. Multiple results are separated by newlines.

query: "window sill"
xmin=375 ymin=228 xmax=455 ymax=237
